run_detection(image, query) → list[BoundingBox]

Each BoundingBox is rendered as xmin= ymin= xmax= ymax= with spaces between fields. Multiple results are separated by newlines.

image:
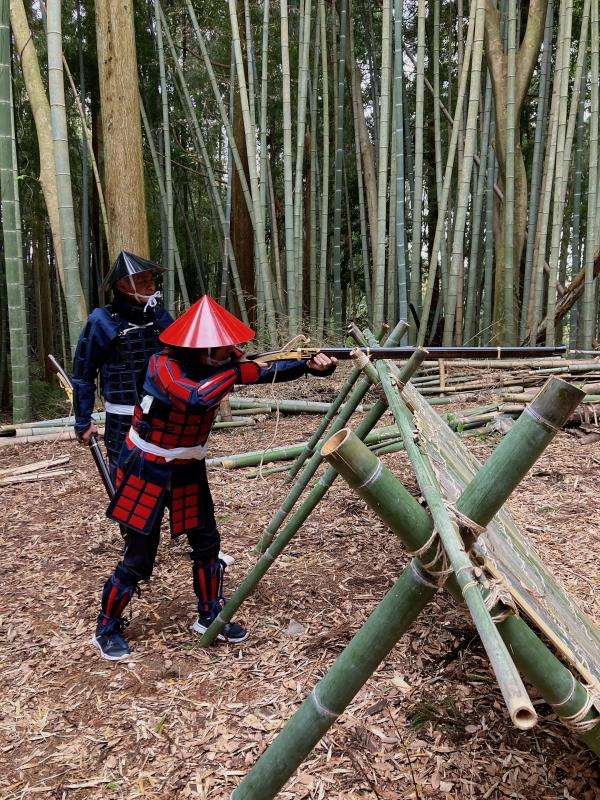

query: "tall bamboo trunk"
xmin=47 ymin=0 xmax=85 ymax=355
xmin=0 ymin=0 xmax=29 ymax=419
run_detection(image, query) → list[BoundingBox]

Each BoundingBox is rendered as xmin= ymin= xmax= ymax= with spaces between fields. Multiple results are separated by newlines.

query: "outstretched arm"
xmin=149 ymin=354 xmax=263 ymax=409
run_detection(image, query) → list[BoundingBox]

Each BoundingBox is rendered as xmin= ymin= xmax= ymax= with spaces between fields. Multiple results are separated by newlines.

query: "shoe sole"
xmin=191 ymin=620 xmax=249 ymax=644
xmin=90 ymin=635 xmax=132 ymax=661
xmin=218 ymin=551 xmax=235 ymax=566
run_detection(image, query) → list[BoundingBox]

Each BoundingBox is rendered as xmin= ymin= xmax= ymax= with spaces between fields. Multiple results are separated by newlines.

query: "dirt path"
xmin=0 ymin=374 xmax=598 ymax=799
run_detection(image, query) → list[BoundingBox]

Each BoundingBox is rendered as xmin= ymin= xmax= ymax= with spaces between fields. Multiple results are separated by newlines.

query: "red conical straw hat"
xmin=159 ymin=295 xmax=256 ymax=348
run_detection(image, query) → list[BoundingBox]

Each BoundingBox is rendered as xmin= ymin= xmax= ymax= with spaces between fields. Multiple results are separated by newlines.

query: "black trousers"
xmin=117 ymin=519 xmax=220 ymax=585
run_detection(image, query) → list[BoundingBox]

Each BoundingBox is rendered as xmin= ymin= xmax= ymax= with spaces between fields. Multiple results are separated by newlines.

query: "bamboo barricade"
xmin=230 ymin=379 xmax=593 ymax=800
xmin=198 ymin=346 xmax=427 ymax=647
xmin=253 ymin=320 xmax=408 ymax=554
xmin=361 ymin=355 xmax=536 ymax=728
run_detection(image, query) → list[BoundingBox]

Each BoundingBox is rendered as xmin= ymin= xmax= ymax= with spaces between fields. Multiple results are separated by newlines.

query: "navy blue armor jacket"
xmin=72 ymin=293 xmax=173 ymax=435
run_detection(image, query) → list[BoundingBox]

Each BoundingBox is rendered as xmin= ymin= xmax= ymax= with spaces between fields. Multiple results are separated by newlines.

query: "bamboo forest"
xmin=1 ymin=1 xmax=599 ymax=799
xmin=0 ymin=0 xmax=599 ymax=421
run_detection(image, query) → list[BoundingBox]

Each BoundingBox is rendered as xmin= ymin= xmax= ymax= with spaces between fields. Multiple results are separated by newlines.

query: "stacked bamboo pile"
xmin=0 ymin=456 xmax=72 ymax=486
xmin=408 ymin=356 xmax=600 ymax=401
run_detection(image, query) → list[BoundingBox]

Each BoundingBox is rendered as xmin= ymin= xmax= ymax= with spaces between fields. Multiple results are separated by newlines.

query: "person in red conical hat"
xmin=92 ymin=296 xmax=336 ymax=660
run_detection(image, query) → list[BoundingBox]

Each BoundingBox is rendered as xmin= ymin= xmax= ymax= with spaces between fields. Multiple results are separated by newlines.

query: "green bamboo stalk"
xmin=228 ymin=0 xmax=277 ymax=344
xmin=161 ymin=8 xmax=248 ymax=323
xmin=570 ymin=66 xmax=586 ymax=348
xmin=200 ymin=346 xmax=426 ymax=647
xmin=0 ymin=0 xmax=29 ymax=420
xmin=259 ymin=0 xmax=270 ymax=258
xmin=367 ymin=358 xmax=535 ymax=727
xmin=308 ymin=9 xmax=319 ymax=330
xmin=372 ymin=0 xmax=393 ymax=332
xmin=280 ymin=0 xmax=297 ymax=333
xmin=443 ymin=0 xmax=486 ymax=346
xmin=154 ymin=0 xmax=174 ymax=313
xmin=432 ymin=0 xmax=448 ymax=307
xmin=254 ymin=320 xmax=408 ymax=554
xmin=348 ymin=8 xmax=371 ymax=321
xmin=292 ymin=0 xmax=312 ymax=321
xmin=139 ymin=96 xmax=190 ymax=306
xmin=464 ymin=74 xmax=492 ymax=343
xmin=529 ymin=18 xmax=563 ymax=340
xmin=417 ymin=2 xmax=477 ymax=346
xmin=320 ymin=422 xmax=600 ymax=756
xmin=316 ymin=0 xmax=330 ymax=337
xmin=502 ymin=0 xmax=518 ymax=345
xmin=386 ymin=115 xmax=398 ymax=324
xmin=330 ymin=0 xmax=348 ymax=335
xmin=184 ymin=0 xmax=255 ymax=232
xmin=393 ymin=0 xmax=407 ymax=339
xmin=47 ymin=0 xmax=85 ymax=355
xmin=407 ymin=0 xmax=426 ymax=335
xmin=520 ymin=0 xmax=554 ymax=341
xmin=582 ymin=0 xmax=599 ymax=349
xmin=545 ymin=0 xmax=575 ymax=345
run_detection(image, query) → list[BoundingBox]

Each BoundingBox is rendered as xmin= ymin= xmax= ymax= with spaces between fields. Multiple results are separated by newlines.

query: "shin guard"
xmin=192 ymin=558 xmax=224 ymax=618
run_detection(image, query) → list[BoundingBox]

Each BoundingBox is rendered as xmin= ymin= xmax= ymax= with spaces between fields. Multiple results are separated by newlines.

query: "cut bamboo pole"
xmin=364 ymin=358 xmax=535 ymax=727
xmin=200 ymin=348 xmax=428 ymax=646
xmin=229 ymin=378 xmax=591 ymax=798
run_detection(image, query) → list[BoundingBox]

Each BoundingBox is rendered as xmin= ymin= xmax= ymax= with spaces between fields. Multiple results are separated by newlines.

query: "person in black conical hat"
xmin=72 ymin=250 xmax=173 ymax=472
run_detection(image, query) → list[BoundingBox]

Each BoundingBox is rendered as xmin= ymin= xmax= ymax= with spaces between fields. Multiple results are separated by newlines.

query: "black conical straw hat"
xmin=103 ymin=250 xmax=167 ymax=290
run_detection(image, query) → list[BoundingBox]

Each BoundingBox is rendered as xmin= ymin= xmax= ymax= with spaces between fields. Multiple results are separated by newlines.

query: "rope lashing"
xmin=483 ymin=578 xmax=519 ymax=624
xmin=408 ymin=528 xmax=452 ymax=587
xmin=551 ymin=673 xmax=600 ymax=733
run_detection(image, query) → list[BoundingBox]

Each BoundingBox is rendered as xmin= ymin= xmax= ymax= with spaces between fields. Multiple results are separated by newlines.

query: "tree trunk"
xmin=10 ymin=0 xmax=62 ymax=276
xmin=95 ymin=0 xmax=149 ymax=262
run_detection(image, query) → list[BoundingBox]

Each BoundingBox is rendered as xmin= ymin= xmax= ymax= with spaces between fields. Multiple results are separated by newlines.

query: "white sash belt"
xmin=127 ymin=426 xmax=209 ymax=462
xmin=105 ymin=402 xmax=135 ymax=416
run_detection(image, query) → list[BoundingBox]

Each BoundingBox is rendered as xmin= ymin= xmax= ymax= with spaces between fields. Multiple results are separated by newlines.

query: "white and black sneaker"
xmin=192 ymin=613 xmax=249 ymax=643
xmin=91 ymin=619 xmax=131 ymax=660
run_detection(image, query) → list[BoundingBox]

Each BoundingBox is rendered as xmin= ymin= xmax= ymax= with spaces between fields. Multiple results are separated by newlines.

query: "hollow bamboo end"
xmin=321 ymin=428 xmax=352 ymax=457
xmin=511 ymin=705 xmax=538 ymax=731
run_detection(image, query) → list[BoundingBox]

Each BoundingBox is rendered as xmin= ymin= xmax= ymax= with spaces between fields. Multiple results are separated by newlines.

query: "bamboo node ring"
xmin=524 ymin=405 xmax=561 ymax=433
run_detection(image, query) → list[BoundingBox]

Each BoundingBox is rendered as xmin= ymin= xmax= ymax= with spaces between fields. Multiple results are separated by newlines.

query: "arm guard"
xmin=72 ymin=310 xmax=117 ymax=433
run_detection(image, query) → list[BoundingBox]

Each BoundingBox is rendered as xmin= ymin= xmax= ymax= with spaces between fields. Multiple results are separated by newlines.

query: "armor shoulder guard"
xmin=87 ymin=306 xmax=122 ymax=347
xmin=155 ymin=307 xmax=174 ymax=331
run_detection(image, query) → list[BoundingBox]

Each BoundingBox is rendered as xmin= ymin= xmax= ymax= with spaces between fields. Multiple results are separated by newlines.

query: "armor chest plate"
xmin=102 ymin=320 xmax=162 ymax=405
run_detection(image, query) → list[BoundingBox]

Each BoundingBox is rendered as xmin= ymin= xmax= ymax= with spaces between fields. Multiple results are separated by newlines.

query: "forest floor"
xmin=0 ymin=364 xmax=599 ymax=800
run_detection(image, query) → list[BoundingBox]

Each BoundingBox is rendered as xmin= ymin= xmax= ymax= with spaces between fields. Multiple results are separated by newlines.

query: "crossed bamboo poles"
xmin=195 ymin=322 xmax=598 ymax=798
